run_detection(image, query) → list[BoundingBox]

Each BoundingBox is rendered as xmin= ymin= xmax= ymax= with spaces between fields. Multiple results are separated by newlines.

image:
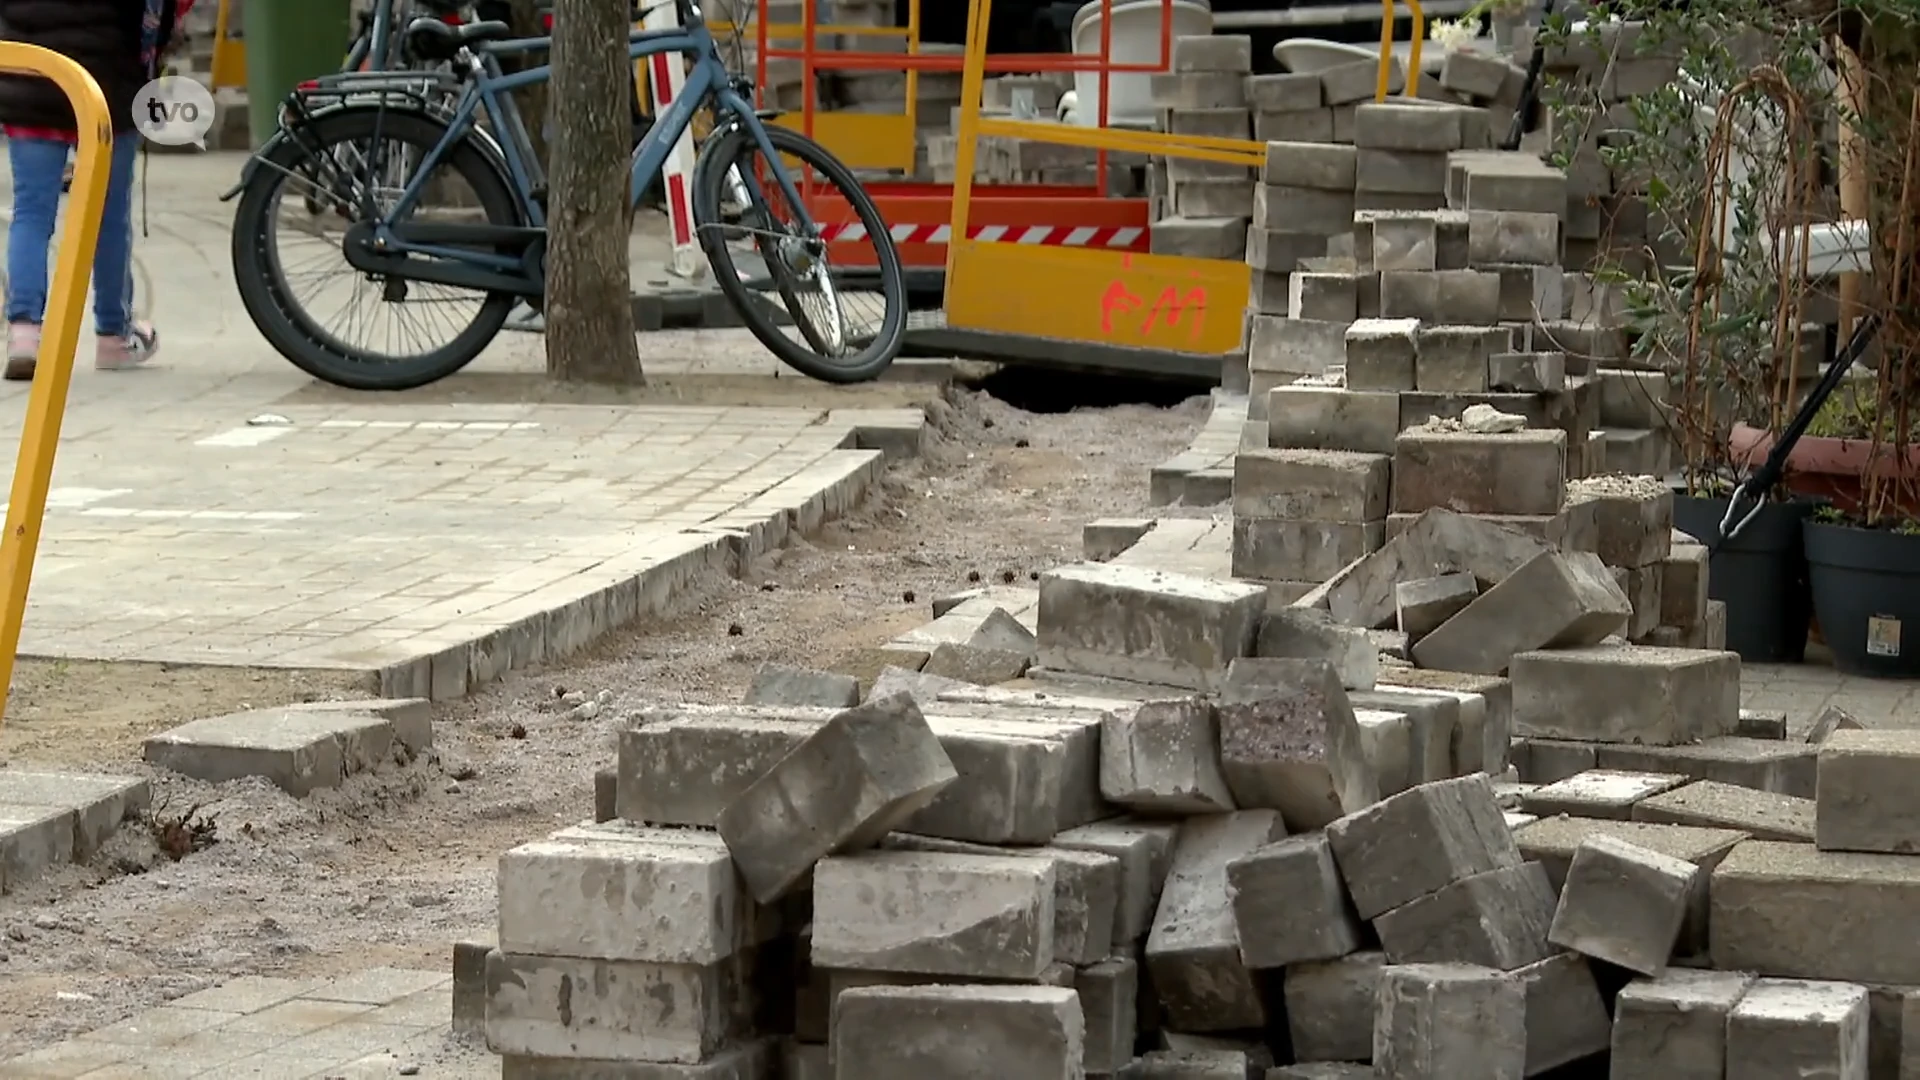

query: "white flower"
xmin=1427 ymin=17 xmax=1479 ymax=50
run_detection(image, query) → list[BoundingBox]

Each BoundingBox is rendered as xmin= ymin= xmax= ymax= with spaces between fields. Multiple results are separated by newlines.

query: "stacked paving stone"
xmin=1147 ymin=35 xmax=1258 ymax=243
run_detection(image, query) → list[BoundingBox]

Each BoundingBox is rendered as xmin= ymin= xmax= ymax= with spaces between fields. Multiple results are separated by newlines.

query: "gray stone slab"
xmin=615 ymin=706 xmax=833 ymax=828
xmin=1725 ymin=978 xmax=1871 ymax=1080
xmin=484 ymin=951 xmax=751 ymax=1063
xmin=831 ymin=985 xmax=1084 ymax=1078
xmin=142 ymin=705 xmax=428 ymax=797
xmin=0 ymin=803 xmax=76 ymax=894
xmin=1609 ymin=969 xmax=1754 ymax=1080
xmin=1036 ymin=562 xmax=1266 ymax=691
xmin=1146 ymin=810 xmax=1288 ymax=1032
xmin=0 ymin=769 xmax=148 ymax=862
xmin=1374 ymin=963 xmax=1527 ymax=1079
xmin=1631 ymin=780 xmax=1815 ymax=843
xmin=812 ymin=850 xmax=1057 ymax=980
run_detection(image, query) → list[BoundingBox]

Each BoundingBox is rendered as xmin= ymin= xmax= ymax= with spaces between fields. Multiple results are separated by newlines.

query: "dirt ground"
xmin=0 ymin=384 xmax=1210 ymax=1060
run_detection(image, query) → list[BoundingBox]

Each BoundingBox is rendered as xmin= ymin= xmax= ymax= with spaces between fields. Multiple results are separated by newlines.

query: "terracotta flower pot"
xmin=1728 ymin=422 xmax=1920 ymax=518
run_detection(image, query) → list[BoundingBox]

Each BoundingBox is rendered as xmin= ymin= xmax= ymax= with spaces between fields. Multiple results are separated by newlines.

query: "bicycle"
xmin=222 ymin=0 xmax=905 ymax=390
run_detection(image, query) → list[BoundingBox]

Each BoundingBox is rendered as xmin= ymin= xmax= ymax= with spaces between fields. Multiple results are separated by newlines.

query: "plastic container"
xmin=1673 ymin=493 xmax=1818 ymax=663
xmin=246 ymin=0 xmax=355 ymax=146
xmin=1069 ymin=0 xmax=1213 ymax=129
xmin=1805 ymin=519 xmax=1920 ymax=678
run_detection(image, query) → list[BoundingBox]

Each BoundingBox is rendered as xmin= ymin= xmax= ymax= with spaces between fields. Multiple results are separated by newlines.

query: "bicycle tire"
xmin=690 ymin=123 xmax=907 ymax=385
xmin=231 ymin=108 xmax=524 ymax=391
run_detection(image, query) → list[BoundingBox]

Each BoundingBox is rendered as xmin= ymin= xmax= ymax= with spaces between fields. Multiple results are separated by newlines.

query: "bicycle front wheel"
xmin=691 ymin=122 xmax=907 ymax=384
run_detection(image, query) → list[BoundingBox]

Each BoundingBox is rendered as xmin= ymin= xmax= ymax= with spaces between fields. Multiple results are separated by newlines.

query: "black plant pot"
xmin=1673 ymin=493 xmax=1817 ymax=663
xmin=1805 ymin=520 xmax=1920 ymax=678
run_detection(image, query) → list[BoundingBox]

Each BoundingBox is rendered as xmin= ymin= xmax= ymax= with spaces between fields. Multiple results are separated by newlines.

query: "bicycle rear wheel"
xmin=691 ymin=122 xmax=906 ymax=384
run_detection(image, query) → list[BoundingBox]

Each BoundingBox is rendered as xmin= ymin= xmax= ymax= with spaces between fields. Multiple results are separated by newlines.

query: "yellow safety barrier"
xmin=1378 ymin=0 xmax=1426 ymax=101
xmin=0 ymin=46 xmax=112 ymax=732
xmin=946 ymin=0 xmax=1267 ymax=355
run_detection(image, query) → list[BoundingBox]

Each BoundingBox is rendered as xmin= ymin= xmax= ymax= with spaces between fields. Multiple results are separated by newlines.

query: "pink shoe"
xmin=6 ymin=321 xmax=39 ymax=381
xmin=96 ymin=321 xmax=159 ymax=371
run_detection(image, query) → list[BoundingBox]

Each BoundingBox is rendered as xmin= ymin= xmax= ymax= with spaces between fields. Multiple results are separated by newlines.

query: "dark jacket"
xmin=0 ymin=0 xmax=177 ymax=134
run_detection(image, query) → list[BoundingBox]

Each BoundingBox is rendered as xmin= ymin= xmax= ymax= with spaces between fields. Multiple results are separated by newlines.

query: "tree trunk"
xmin=505 ymin=0 xmax=551 ymax=170
xmin=545 ymin=0 xmax=644 ymax=384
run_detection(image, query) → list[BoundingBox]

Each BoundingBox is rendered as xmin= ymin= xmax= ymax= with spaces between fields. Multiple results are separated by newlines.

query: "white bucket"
xmin=1069 ymin=0 xmax=1214 ymax=128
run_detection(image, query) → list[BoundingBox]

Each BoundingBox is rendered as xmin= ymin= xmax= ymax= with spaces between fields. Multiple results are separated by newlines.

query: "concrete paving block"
xmin=1565 ymin=480 xmax=1674 ymax=569
xmin=1548 ymin=833 xmax=1700 ymax=975
xmin=921 ymin=642 xmax=1033 ymax=685
xmin=1216 ymin=658 xmax=1380 ymax=831
xmin=1262 ymin=141 xmax=1355 ymax=189
xmin=1232 ymin=516 xmax=1384 ymax=584
xmin=870 ymin=664 xmax=977 ymax=705
xmin=483 ymin=950 xmax=751 ymax=1063
xmin=1374 ymin=963 xmax=1527 ymax=1080
xmin=1290 ymin=271 xmax=1362 ymax=322
xmin=142 ymin=704 xmax=425 ymax=797
xmin=904 ymin=716 xmax=1078 ymax=844
xmin=1270 ymin=1065 xmax=1373 ymax=1080
xmin=1358 ymin=148 xmax=1450 ymax=195
xmin=451 ymin=939 xmax=491 ymax=1037
xmin=1052 ymin=817 xmax=1180 ymax=947
xmin=1255 ymin=608 xmax=1379 ymax=691
xmin=1413 ymin=324 xmax=1506 ymax=392
xmin=1631 ymin=780 xmax=1815 ymax=842
xmin=502 ymin=1039 xmax=778 ymax=1077
xmin=616 ymin=706 xmax=832 ymax=827
xmin=831 ymin=984 xmax=1084 ymax=1078
xmin=1412 ymin=551 xmax=1630 ymax=675
xmin=1248 ymin=71 xmax=1324 ymax=111
xmin=1227 ymin=831 xmax=1364 ymax=967
xmin=1609 ymin=969 xmax=1754 ymax=1080
xmin=1356 ymin=708 xmax=1414 ymax=795
xmin=1286 ymin=950 xmax=1385 ymax=1062
xmin=1254 ymin=185 xmax=1358 ymax=235
xmin=1392 ymin=429 xmax=1568 ymax=517
xmin=1379 ymin=668 xmax=1511 ymax=776
xmin=1036 ymin=562 xmax=1266 ymax=692
xmin=1248 ymin=314 xmax=1349 ymax=377
xmin=497 ymin=825 xmax=750 ymax=965
xmin=1726 ymin=978 xmax=1871 ymax=1080
xmin=1519 ymin=769 xmax=1693 ymax=821
xmin=1151 ymin=71 xmax=1249 ymax=109
xmin=1355 ymin=103 xmax=1464 ymax=151
xmin=1076 ymin=954 xmax=1139 ymax=1074
xmin=879 ymin=833 xmax=1119 ymax=966
xmin=1739 ymin=707 xmax=1789 ymax=741
xmin=0 ymin=769 xmax=149 ymax=861
xmin=1711 ymin=840 xmax=1920 ymax=985
xmin=594 ymin=766 xmax=618 ymax=822
xmin=1809 ymin=704 xmax=1865 ymax=744
xmin=1514 ymin=738 xmax=1600 ymax=783
xmin=1099 ymin=696 xmax=1235 ymax=814
xmin=1232 ymin=449 xmax=1389 ymax=524
xmin=1145 ymin=810 xmax=1288 ymax=1032
xmin=1593 ymin=736 xmax=1816 ymax=796
xmin=1267 ymin=385 xmax=1401 ymax=454
xmin=742 ymin=663 xmax=860 ymax=709
xmin=1173 ymin=34 xmax=1253 ymax=72
xmin=717 ymin=694 xmax=958 ymax=902
xmin=1394 ymin=573 xmax=1478 ymax=642
xmin=1136 ymin=1048 xmax=1254 ymax=1077
xmin=1373 ymin=861 xmax=1558 ymax=970
xmin=1816 ymin=729 xmax=1920 ymax=854
xmin=1515 ymin=952 xmax=1612 ymax=1075
xmin=1345 ymin=316 xmax=1420 ymax=391
xmin=1347 ymin=688 xmax=1458 ymax=787
xmin=1510 ymin=644 xmax=1740 ymax=746
xmin=1518 ymin=817 xmax=1744 ymax=958
xmin=1325 ymin=773 xmax=1521 ymax=920
xmin=812 ymin=850 xmax=1056 ymax=979
xmin=1085 ymin=518 xmax=1159 ymax=561
xmin=0 ymin=803 xmax=75 ymax=894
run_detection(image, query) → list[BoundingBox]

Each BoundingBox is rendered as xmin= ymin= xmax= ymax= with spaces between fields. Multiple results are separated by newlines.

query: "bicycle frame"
xmin=363 ymin=14 xmax=816 ymax=278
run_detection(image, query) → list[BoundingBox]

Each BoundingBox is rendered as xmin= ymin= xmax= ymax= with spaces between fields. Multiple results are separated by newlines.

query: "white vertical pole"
xmin=640 ymin=3 xmax=706 ymax=280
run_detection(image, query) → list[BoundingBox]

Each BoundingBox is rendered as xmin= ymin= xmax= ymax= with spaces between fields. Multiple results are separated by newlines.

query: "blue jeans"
xmin=6 ymin=133 xmax=140 ymax=337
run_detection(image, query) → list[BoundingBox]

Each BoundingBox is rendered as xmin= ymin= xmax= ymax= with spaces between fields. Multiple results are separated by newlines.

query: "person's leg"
xmin=5 ymin=136 xmax=68 ymax=379
xmin=94 ymin=133 xmax=158 ymax=369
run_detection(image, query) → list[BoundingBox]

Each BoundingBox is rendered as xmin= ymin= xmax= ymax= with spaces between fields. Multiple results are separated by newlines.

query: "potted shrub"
xmin=1729 ymin=387 xmax=1920 ymax=518
xmin=1538 ymin=0 xmax=1835 ymax=661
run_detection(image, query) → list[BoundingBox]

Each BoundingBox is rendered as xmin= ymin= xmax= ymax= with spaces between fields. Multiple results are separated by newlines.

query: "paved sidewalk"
xmin=0 ymin=152 xmax=933 ymax=697
xmin=0 ymin=968 xmax=490 ymax=1079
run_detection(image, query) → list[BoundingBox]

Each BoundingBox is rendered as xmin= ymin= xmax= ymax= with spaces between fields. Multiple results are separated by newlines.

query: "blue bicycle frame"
xmin=363 ymin=13 xmax=816 ymax=277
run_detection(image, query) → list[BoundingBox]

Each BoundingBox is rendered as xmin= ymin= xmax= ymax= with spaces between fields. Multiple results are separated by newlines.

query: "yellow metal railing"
xmin=0 ymin=45 xmax=112 ymax=732
xmin=1378 ymin=0 xmax=1425 ymax=101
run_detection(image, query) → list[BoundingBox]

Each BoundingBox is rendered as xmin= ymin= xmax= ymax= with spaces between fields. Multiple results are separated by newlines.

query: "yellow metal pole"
xmin=947 ymin=0 xmax=992 ymax=278
xmin=905 ymin=0 xmax=921 ymax=143
xmin=1405 ymin=0 xmax=1425 ymax=97
xmin=1376 ymin=0 xmax=1395 ymax=101
xmin=0 ymin=44 xmax=110 ymax=732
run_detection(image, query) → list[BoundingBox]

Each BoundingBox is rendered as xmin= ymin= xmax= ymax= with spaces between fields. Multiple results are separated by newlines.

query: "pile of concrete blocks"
xmin=1430 ymin=47 xmax=1530 ymax=144
xmin=1146 ymin=34 xmax=1257 ymax=246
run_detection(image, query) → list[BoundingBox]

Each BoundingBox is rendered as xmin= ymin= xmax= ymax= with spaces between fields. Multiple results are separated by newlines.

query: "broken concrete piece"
xmin=1099 ymin=696 xmax=1235 ymax=814
xmin=921 ymin=642 xmax=1032 ymax=685
xmin=1255 ymin=607 xmax=1380 ymax=690
xmin=1548 ymin=833 xmax=1700 ymax=975
xmin=1394 ymin=573 xmax=1478 ymax=641
xmin=1808 ymin=704 xmax=1864 ymax=743
xmin=716 ymin=694 xmax=957 ymax=903
xmin=831 ymin=985 xmax=1085 ymax=1078
xmin=1216 ymin=658 xmax=1380 ymax=831
xmin=742 ymin=664 xmax=860 ymax=709
xmin=870 ymin=664 xmax=976 ymax=705
xmin=1227 ymin=831 xmax=1364 ymax=967
xmin=1815 ymin=728 xmax=1920 ymax=855
xmin=1325 ymin=774 xmax=1521 ymax=920
xmin=1510 ymin=644 xmax=1740 ymax=746
xmin=1411 ymin=551 xmax=1630 ymax=675
xmin=1372 ymin=861 xmax=1558 ymax=970
xmin=1145 ymin=810 xmax=1288 ymax=1032
xmin=1326 ymin=508 xmax=1552 ymax=629
xmin=812 ymin=849 xmax=1056 ymax=979
xmin=970 ymin=607 xmax=1040 ymax=656
xmin=1373 ymin=963 xmax=1527 ymax=1080
xmin=1519 ymin=769 xmax=1692 ymax=821
xmin=1725 ymin=978 xmax=1871 ymax=1080
xmin=1037 ymin=562 xmax=1266 ymax=691
xmin=1609 ymin=969 xmax=1755 ymax=1080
